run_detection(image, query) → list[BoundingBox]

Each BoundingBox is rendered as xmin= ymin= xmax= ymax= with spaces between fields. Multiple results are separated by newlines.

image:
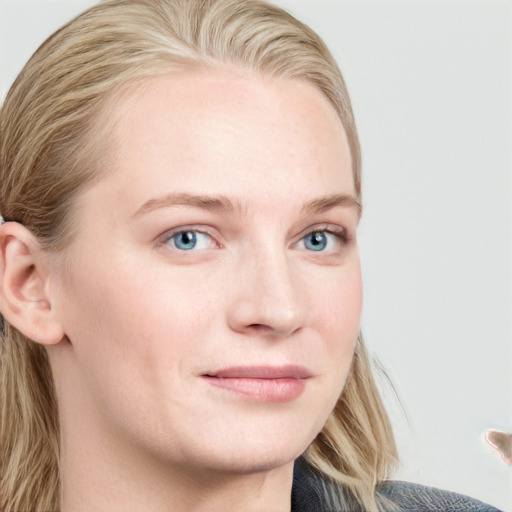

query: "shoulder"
xmin=292 ymin=458 xmax=502 ymax=512
xmin=377 ymin=480 xmax=503 ymax=512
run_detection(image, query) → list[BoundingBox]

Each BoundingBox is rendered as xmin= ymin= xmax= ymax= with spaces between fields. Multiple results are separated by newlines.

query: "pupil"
xmin=176 ymin=231 xmax=196 ymax=249
xmin=308 ymin=232 xmax=327 ymax=251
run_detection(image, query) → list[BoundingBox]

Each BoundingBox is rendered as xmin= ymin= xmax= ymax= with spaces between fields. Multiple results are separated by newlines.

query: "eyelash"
xmin=316 ymin=226 xmax=350 ymax=245
xmin=159 ymin=225 xmax=351 ymax=252
xmin=160 ymin=227 xmax=219 ymax=251
xmin=294 ymin=226 xmax=350 ymax=252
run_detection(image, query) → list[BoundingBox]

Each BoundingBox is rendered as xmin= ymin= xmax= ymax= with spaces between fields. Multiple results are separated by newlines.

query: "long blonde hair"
xmin=0 ymin=1 xmax=397 ymax=510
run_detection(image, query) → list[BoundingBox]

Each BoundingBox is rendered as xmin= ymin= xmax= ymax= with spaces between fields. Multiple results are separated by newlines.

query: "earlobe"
xmin=0 ymin=222 xmax=64 ymax=345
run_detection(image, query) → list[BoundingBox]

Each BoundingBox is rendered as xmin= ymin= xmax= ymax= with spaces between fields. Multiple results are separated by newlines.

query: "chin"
xmin=187 ymin=420 xmax=319 ymax=476
xmin=201 ymin=445 xmax=302 ymax=476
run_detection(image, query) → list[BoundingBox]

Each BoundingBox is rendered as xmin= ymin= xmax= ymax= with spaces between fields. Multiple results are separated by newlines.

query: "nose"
xmin=226 ymin=246 xmax=306 ymax=338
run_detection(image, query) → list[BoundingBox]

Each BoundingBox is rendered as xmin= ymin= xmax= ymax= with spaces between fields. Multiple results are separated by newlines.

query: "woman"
xmin=0 ymin=1 xmax=502 ymax=511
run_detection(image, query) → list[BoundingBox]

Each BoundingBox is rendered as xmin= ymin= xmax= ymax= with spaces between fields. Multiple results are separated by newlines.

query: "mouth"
xmin=201 ymin=365 xmax=312 ymax=402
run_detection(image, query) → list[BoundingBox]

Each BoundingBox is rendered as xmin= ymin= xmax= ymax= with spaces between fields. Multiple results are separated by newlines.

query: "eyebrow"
xmin=133 ymin=193 xmax=243 ymax=217
xmin=133 ymin=192 xmax=361 ymax=218
xmin=301 ymin=194 xmax=362 ymax=217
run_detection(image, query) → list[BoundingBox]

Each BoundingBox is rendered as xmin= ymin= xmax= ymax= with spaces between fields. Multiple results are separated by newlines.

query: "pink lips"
xmin=201 ymin=365 xmax=311 ymax=402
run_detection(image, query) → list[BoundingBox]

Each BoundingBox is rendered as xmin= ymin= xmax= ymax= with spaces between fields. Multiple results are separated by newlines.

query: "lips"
xmin=201 ymin=365 xmax=311 ymax=402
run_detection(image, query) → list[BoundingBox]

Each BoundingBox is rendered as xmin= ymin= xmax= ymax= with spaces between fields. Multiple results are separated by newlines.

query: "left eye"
xmin=167 ymin=231 xmax=214 ymax=251
xmin=297 ymin=230 xmax=340 ymax=252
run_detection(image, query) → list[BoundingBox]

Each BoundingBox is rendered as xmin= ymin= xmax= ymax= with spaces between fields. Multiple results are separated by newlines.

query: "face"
xmin=49 ymin=67 xmax=362 ymax=476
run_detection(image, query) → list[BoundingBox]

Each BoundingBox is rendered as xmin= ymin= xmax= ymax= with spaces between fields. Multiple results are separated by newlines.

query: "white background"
xmin=1 ymin=1 xmax=510 ymax=510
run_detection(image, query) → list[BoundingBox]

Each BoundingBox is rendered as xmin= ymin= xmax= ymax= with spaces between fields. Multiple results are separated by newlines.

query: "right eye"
xmin=164 ymin=230 xmax=215 ymax=251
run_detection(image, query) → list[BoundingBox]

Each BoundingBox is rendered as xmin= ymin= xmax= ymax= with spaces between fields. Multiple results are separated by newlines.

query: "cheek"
xmin=53 ymin=257 xmax=213 ymax=428
xmin=299 ymin=266 xmax=362 ymax=440
xmin=317 ymin=262 xmax=363 ymax=337
xmin=316 ymin=264 xmax=362 ymax=383
xmin=58 ymin=254 xmax=220 ymax=378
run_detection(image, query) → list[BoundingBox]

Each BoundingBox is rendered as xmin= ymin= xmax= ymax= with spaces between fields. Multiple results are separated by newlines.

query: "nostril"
xmin=244 ymin=322 xmax=301 ymax=338
xmin=246 ymin=324 xmax=272 ymax=333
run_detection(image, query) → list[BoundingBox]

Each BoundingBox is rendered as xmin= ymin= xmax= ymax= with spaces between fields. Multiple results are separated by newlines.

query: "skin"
xmin=1 ymin=67 xmax=362 ymax=511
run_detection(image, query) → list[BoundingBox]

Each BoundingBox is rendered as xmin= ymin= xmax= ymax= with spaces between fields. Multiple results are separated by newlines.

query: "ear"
xmin=0 ymin=222 xmax=64 ymax=345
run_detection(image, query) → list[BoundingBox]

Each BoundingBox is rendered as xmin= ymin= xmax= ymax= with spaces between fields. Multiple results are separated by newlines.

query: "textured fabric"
xmin=377 ymin=480 xmax=502 ymax=512
xmin=291 ymin=457 xmax=503 ymax=512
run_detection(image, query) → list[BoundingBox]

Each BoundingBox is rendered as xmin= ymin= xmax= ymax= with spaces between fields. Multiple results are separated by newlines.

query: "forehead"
xmin=88 ymin=66 xmax=354 ymax=214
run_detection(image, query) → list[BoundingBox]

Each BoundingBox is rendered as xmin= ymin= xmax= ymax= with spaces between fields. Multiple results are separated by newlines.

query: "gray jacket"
xmin=291 ymin=457 xmax=502 ymax=512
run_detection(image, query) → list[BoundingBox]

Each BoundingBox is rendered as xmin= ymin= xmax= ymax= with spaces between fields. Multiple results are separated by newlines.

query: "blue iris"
xmin=173 ymin=231 xmax=197 ymax=250
xmin=304 ymin=231 xmax=328 ymax=251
